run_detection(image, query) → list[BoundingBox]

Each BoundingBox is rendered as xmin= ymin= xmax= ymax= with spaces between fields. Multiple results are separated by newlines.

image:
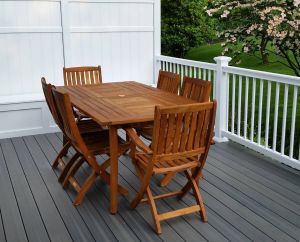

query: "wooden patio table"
xmin=56 ymin=81 xmax=196 ymax=214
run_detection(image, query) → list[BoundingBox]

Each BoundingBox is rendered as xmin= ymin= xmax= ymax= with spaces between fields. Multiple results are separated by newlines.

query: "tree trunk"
xmin=260 ymin=38 xmax=269 ymax=65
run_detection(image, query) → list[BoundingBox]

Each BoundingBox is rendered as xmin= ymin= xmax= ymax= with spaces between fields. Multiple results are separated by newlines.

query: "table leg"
xmin=109 ymin=125 xmax=118 ymax=214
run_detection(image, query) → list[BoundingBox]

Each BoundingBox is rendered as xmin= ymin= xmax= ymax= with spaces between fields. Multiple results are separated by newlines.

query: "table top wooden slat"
xmin=56 ymin=81 xmax=196 ymax=126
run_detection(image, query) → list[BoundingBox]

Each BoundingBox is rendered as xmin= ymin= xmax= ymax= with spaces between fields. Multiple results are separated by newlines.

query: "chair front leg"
xmin=130 ymin=164 xmax=152 ymax=209
xmin=159 ymin=172 xmax=176 ymax=187
xmin=62 ymin=135 xmax=69 ymax=156
xmin=184 ymin=170 xmax=207 ymax=222
xmin=178 ymin=167 xmax=202 ymax=198
xmin=52 ymin=140 xmax=71 ymax=168
xmin=62 ymin=156 xmax=85 ymax=188
xmin=58 ymin=152 xmax=80 ymax=183
xmin=73 ymin=170 xmax=97 ymax=206
xmin=146 ymin=186 xmax=161 ymax=234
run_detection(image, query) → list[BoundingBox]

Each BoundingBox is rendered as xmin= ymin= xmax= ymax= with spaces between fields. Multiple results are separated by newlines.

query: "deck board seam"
xmin=207 ymin=153 xmax=300 ymax=215
xmin=11 ymin=138 xmax=52 ymax=241
xmin=44 ymin=134 xmax=119 ymax=242
xmin=211 ymin=145 xmax=300 ymax=196
xmin=0 ymin=142 xmax=29 ymax=242
xmin=22 ymin=136 xmax=74 ymax=241
xmin=203 ymin=167 xmax=300 ymax=240
xmin=32 ymin=135 xmax=97 ymax=242
xmin=50 ymin=134 xmax=142 ymax=242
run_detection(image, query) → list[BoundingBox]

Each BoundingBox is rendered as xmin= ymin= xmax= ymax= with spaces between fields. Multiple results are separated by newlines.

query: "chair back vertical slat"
xmin=157 ymin=114 xmax=168 ymax=154
xmin=172 ymin=113 xmax=184 ymax=153
xmin=63 ymin=66 xmax=102 ymax=86
xmin=157 ymin=70 xmax=180 ymax=94
xmin=165 ymin=113 xmax=176 ymax=153
xmin=76 ymin=71 xmax=81 ymax=85
xmin=181 ymin=77 xmax=211 ymax=102
xmin=152 ymin=101 xmax=217 ymax=166
xmin=179 ymin=112 xmax=192 ymax=152
xmin=186 ymin=112 xmax=198 ymax=150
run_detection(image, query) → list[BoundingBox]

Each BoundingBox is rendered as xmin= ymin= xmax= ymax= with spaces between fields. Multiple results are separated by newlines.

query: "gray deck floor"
xmin=1 ymin=132 xmax=300 ymax=242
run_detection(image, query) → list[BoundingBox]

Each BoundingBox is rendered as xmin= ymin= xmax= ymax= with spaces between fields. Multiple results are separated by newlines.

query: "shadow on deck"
xmin=0 ymin=132 xmax=300 ymax=242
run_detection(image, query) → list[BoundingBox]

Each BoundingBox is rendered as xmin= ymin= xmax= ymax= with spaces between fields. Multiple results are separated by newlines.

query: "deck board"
xmin=0 ymin=139 xmax=50 ymax=242
xmin=1 ymin=132 xmax=300 ymax=242
xmin=0 ymin=140 xmax=28 ymax=242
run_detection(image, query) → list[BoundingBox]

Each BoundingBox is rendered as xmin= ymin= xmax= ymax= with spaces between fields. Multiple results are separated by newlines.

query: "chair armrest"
xmin=126 ymin=128 xmax=152 ymax=154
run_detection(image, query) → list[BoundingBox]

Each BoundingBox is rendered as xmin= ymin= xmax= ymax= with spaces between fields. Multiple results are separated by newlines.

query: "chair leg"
xmin=62 ymin=156 xmax=85 ymax=188
xmin=130 ymin=164 xmax=151 ymax=209
xmin=52 ymin=141 xmax=71 ymax=168
xmin=184 ymin=170 xmax=207 ymax=222
xmin=159 ymin=172 xmax=176 ymax=187
xmin=178 ymin=170 xmax=203 ymax=199
xmin=62 ymin=135 xmax=69 ymax=156
xmin=73 ymin=170 xmax=97 ymax=206
xmin=146 ymin=186 xmax=161 ymax=234
xmin=58 ymin=152 xmax=80 ymax=183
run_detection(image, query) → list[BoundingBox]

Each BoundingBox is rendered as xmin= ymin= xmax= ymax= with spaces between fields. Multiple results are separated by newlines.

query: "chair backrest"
xmin=41 ymin=78 xmax=64 ymax=131
xmin=51 ymin=89 xmax=92 ymax=158
xmin=151 ymin=101 xmax=217 ymax=164
xmin=63 ymin=66 xmax=102 ymax=86
xmin=181 ymin=76 xmax=211 ymax=102
xmin=156 ymin=70 xmax=180 ymax=94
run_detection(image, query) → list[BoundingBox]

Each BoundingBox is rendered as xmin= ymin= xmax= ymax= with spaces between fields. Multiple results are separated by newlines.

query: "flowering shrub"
xmin=206 ymin=0 xmax=300 ymax=76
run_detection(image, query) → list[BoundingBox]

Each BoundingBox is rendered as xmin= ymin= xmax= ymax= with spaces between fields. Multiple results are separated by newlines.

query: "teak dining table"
xmin=56 ymin=81 xmax=196 ymax=214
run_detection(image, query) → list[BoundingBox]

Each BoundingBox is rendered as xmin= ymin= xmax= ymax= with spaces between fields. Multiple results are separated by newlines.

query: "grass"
xmin=185 ymin=43 xmax=300 ymax=160
xmin=185 ymin=43 xmax=296 ymax=76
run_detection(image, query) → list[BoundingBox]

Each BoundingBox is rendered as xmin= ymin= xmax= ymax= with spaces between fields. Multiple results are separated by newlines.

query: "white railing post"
xmin=214 ymin=56 xmax=232 ymax=142
xmin=153 ymin=0 xmax=161 ymax=85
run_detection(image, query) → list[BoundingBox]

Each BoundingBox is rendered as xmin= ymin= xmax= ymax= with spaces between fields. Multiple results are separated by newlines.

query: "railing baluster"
xmin=203 ymin=69 xmax=207 ymax=80
xmin=244 ymin=77 xmax=249 ymax=139
xmin=281 ymin=84 xmax=289 ymax=154
xmin=226 ymin=73 xmax=230 ymax=131
xmin=231 ymin=74 xmax=236 ymax=133
xmin=189 ymin=66 xmax=192 ymax=78
xmin=289 ymin=86 xmax=298 ymax=158
xmin=193 ymin=67 xmax=197 ymax=78
xmin=257 ymin=79 xmax=264 ymax=145
xmin=180 ymin=64 xmax=184 ymax=85
xmin=250 ymin=78 xmax=256 ymax=142
xmin=237 ymin=75 xmax=242 ymax=136
xmin=273 ymin=82 xmax=280 ymax=151
xmin=213 ymin=71 xmax=216 ymax=99
xmin=265 ymin=80 xmax=271 ymax=148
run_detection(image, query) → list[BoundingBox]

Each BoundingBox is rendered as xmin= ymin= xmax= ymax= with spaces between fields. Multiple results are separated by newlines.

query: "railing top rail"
xmin=156 ymin=55 xmax=217 ymax=71
xmin=224 ymin=65 xmax=300 ymax=86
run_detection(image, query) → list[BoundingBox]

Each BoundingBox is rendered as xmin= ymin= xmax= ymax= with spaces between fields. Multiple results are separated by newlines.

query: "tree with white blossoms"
xmin=205 ymin=0 xmax=300 ymax=76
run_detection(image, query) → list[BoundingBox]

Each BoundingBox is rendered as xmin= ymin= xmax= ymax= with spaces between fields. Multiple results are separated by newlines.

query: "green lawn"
xmin=185 ymin=43 xmax=296 ymax=76
xmin=185 ymin=43 xmax=300 ymax=160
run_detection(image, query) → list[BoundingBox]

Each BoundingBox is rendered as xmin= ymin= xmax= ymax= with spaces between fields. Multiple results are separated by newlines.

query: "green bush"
xmin=161 ymin=0 xmax=216 ymax=58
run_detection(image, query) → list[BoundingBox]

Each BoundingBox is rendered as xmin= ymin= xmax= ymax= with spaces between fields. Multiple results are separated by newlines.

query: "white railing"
xmin=155 ymin=55 xmax=217 ymax=99
xmin=156 ymin=55 xmax=300 ymax=170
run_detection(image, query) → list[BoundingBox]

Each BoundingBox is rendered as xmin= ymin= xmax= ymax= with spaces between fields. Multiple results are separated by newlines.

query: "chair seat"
xmin=82 ymin=131 xmax=129 ymax=155
xmin=135 ymin=153 xmax=199 ymax=174
xmin=78 ymin=119 xmax=104 ymax=134
xmin=136 ymin=125 xmax=153 ymax=141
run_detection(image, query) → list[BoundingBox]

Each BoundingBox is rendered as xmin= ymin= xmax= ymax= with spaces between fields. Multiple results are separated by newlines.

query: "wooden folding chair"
xmin=157 ymin=70 xmax=180 ymax=94
xmin=63 ymin=66 xmax=103 ymax=120
xmin=136 ymin=70 xmax=181 ymax=140
xmin=63 ymin=66 xmax=102 ymax=86
xmin=159 ymin=76 xmax=212 ymax=186
xmin=52 ymin=88 xmax=129 ymax=205
xmin=41 ymin=78 xmax=102 ymax=171
xmin=126 ymin=101 xmax=217 ymax=234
